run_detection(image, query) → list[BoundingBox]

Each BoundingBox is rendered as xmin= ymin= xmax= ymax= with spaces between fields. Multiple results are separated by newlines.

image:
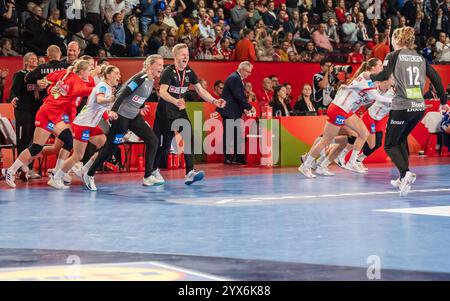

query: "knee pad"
xmin=347 ymin=136 xmax=357 ymax=145
xmin=58 ymin=129 xmax=73 ymax=151
xmin=28 ymin=143 xmax=43 ymax=156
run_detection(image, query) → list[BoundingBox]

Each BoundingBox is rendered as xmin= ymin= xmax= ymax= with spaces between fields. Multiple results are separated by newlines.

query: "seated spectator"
xmin=293 ymin=83 xmax=316 ymax=115
xmin=125 ymin=15 xmax=140 ymax=45
xmin=195 ymin=36 xmax=219 ymax=60
xmin=254 ymin=19 xmax=268 ymax=41
xmin=322 ymin=0 xmax=337 ymax=23
xmin=212 ymin=80 xmax=224 ymax=99
xmin=300 ymin=41 xmax=319 ymax=62
xmin=47 ymin=8 xmax=66 ymax=38
xmin=148 ymin=28 xmax=167 ymax=54
xmin=342 ymin=13 xmax=358 ymax=43
xmin=158 ymin=34 xmax=176 ymax=58
xmin=109 ymin=13 xmax=126 ymax=47
xmin=431 ymin=7 xmax=450 ymax=38
xmin=326 ymin=18 xmax=340 ymax=43
xmin=283 ymin=82 xmax=294 ymax=104
xmin=0 ymin=38 xmax=19 ymax=56
xmin=273 ymin=10 xmax=291 ymax=39
xmin=234 ymin=28 xmax=257 ymax=61
xmin=245 ymin=82 xmax=257 ymax=102
xmin=312 ymin=23 xmax=333 ymax=53
xmin=73 ymin=24 xmax=94 ymax=54
xmin=422 ymin=36 xmax=437 ymax=64
xmin=435 ymin=32 xmax=450 ymax=62
xmin=129 ymin=32 xmax=145 ymax=57
xmin=256 ymin=35 xmax=275 ymax=61
xmin=84 ymin=34 xmax=102 ymax=57
xmin=288 ymin=50 xmax=299 ymax=62
xmin=102 ymin=33 xmax=126 ymax=57
xmin=270 ymin=85 xmax=292 ymax=117
xmin=297 ymin=12 xmax=312 ymax=42
xmin=280 ymin=40 xmax=293 ymax=62
xmin=335 ymin=0 xmax=347 ymax=24
xmin=347 ymin=42 xmax=364 ymax=63
xmin=218 ymin=37 xmax=234 ymax=60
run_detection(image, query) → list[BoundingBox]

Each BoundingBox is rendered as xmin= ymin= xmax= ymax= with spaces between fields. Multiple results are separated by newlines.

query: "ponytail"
xmin=349 ymin=58 xmax=380 ymax=82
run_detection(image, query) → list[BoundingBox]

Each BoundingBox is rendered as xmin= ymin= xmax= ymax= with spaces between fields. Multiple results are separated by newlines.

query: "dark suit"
xmin=217 ymin=71 xmax=253 ymax=163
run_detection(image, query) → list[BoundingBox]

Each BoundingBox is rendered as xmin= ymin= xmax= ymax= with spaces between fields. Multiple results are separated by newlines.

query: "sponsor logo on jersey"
xmin=168 ymin=86 xmax=189 ymax=94
xmin=411 ymin=102 xmax=425 ymax=108
xmin=46 ymin=122 xmax=55 ymax=131
xmin=335 ymin=115 xmax=345 ymax=125
xmin=367 ymin=80 xmax=375 ymax=87
xmin=131 ymin=95 xmax=146 ymax=104
xmin=127 ymin=81 xmax=139 ymax=91
xmin=113 ymin=133 xmax=125 ymax=144
xmin=98 ymin=85 xmax=107 ymax=94
xmin=61 ymin=114 xmax=70 ymax=123
xmin=399 ymin=54 xmax=423 ymax=62
xmin=81 ymin=129 xmax=91 ymax=141
xmin=390 ymin=120 xmax=405 ymax=125
xmin=371 ymin=124 xmax=376 ymax=133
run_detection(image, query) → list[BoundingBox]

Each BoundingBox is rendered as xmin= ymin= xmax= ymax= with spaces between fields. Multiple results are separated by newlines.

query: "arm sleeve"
xmin=10 ymin=72 xmax=23 ymax=99
xmin=366 ymin=89 xmax=393 ymax=105
xmin=228 ymin=76 xmax=252 ymax=111
xmin=426 ymin=61 xmax=447 ymax=105
xmin=370 ymin=51 xmax=398 ymax=82
xmin=24 ymin=67 xmax=43 ymax=84
xmin=111 ymin=74 xmax=145 ymax=112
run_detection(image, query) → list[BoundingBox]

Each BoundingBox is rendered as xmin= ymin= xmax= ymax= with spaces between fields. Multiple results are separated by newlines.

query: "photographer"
xmin=312 ymin=58 xmax=340 ymax=110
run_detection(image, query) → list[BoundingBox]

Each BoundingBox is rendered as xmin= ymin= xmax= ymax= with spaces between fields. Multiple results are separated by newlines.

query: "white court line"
xmin=148 ymin=261 xmax=230 ymax=281
xmin=376 ymin=206 xmax=450 ymax=217
xmin=215 ymin=188 xmax=450 ymax=204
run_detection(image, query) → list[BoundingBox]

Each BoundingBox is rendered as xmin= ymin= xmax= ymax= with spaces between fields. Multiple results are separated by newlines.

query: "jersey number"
xmin=406 ymin=66 xmax=420 ymax=86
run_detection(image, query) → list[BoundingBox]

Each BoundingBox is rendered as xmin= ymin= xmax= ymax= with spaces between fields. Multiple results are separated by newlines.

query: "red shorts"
xmin=326 ymin=103 xmax=354 ymax=126
xmin=362 ymin=111 xmax=384 ymax=133
xmin=35 ymin=106 xmax=71 ymax=132
xmin=72 ymin=124 xmax=104 ymax=142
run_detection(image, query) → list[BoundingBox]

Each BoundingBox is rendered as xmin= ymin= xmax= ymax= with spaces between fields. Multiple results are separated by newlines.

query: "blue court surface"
xmin=1 ymin=156 xmax=450 ymax=280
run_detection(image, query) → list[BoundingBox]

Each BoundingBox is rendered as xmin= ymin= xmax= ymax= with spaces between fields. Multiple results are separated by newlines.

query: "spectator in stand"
xmin=270 ymin=85 xmax=292 ymax=117
xmin=413 ymin=11 xmax=429 ymax=49
xmin=149 ymin=12 xmax=169 ymax=37
xmin=178 ymin=20 xmax=199 ymax=41
xmin=441 ymin=0 xmax=450 ymax=19
xmin=273 ymin=10 xmax=291 ymax=39
xmin=125 ymin=15 xmax=140 ymax=45
xmin=0 ymin=38 xmax=19 ymax=56
xmin=269 ymin=74 xmax=280 ymax=88
xmin=422 ymin=36 xmax=437 ymax=63
xmin=402 ymin=0 xmax=423 ymax=26
xmin=293 ymin=83 xmax=316 ymax=115
xmin=196 ymin=36 xmax=219 ymax=60
xmin=347 ymin=42 xmax=364 ymax=63
xmin=234 ymin=28 xmax=257 ymax=61
xmin=372 ymin=33 xmax=391 ymax=61
xmin=219 ymin=37 xmax=234 ymax=60
xmin=102 ymin=33 xmax=126 ymax=57
xmin=435 ymin=32 xmax=450 ymax=62
xmin=431 ymin=7 xmax=450 ymax=38
xmin=335 ymin=0 xmax=347 ymax=24
xmin=262 ymin=1 xmax=277 ymax=30
xmin=212 ymin=80 xmax=224 ymax=99
xmin=256 ymin=78 xmax=274 ymax=105
xmin=109 ymin=13 xmax=126 ymax=47
xmin=47 ymin=8 xmax=66 ymax=38
xmin=342 ymin=12 xmax=358 ymax=43
xmin=289 ymin=10 xmax=301 ymax=38
xmin=163 ymin=6 xmax=178 ymax=30
xmin=255 ymin=19 xmax=268 ymax=41
xmin=85 ymin=0 xmax=104 ymax=36
xmin=158 ymin=34 xmax=176 ymax=58
xmin=199 ymin=11 xmax=215 ymax=39
xmin=297 ymin=13 xmax=312 ymax=42
xmin=356 ymin=12 xmax=371 ymax=43
xmin=129 ymin=32 xmax=145 ymax=57
xmin=213 ymin=24 xmax=224 ymax=49
xmin=230 ymin=0 xmax=248 ymax=40
xmin=73 ymin=24 xmax=94 ymax=55
xmin=367 ymin=18 xmax=380 ymax=40
xmin=300 ymin=41 xmax=318 ymax=62
xmin=279 ymin=40 xmax=291 ymax=62
xmin=362 ymin=46 xmax=372 ymax=61
xmin=139 ymin=0 xmax=158 ymax=34
xmin=283 ymin=82 xmax=294 ymax=104
xmin=84 ymin=34 xmax=102 ymax=57
xmin=288 ymin=50 xmax=299 ymax=62
xmin=245 ymin=82 xmax=257 ymax=102
xmin=398 ymin=15 xmax=407 ymax=29
xmin=322 ymin=0 xmax=337 ymax=23
xmin=285 ymin=0 xmax=298 ymax=18
xmin=0 ymin=0 xmax=19 ymax=39
xmin=246 ymin=1 xmax=262 ymax=28
xmin=326 ymin=18 xmax=340 ymax=44
xmin=312 ymin=23 xmax=333 ymax=53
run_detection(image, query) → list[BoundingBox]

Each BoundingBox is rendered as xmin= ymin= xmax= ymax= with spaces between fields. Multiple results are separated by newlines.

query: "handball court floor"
xmin=1 ymin=156 xmax=450 ymax=281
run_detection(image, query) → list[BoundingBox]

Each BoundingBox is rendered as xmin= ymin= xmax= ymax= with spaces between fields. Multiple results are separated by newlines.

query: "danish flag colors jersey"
xmin=368 ymin=87 xmax=394 ymax=121
xmin=333 ymin=74 xmax=381 ymax=113
xmin=73 ymin=81 xmax=114 ymax=127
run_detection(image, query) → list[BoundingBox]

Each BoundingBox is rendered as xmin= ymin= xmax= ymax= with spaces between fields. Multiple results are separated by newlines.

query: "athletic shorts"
xmin=72 ymin=124 xmax=104 ymax=142
xmin=35 ymin=106 xmax=71 ymax=132
xmin=326 ymin=103 xmax=354 ymax=126
xmin=362 ymin=111 xmax=385 ymax=133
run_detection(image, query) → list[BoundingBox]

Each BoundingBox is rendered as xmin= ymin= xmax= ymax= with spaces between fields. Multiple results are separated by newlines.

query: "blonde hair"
xmin=393 ymin=27 xmax=415 ymax=49
xmin=61 ymin=59 xmax=90 ymax=81
xmin=102 ymin=65 xmax=118 ymax=78
xmin=23 ymin=52 xmax=37 ymax=68
xmin=350 ymin=57 xmax=380 ymax=82
xmin=172 ymin=43 xmax=189 ymax=57
xmin=142 ymin=54 xmax=163 ymax=71
xmin=46 ymin=45 xmax=61 ymax=60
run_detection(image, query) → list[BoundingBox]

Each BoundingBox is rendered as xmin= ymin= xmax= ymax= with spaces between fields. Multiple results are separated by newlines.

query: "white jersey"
xmin=333 ymin=74 xmax=381 ymax=113
xmin=73 ymin=81 xmax=114 ymax=127
xmin=368 ymin=87 xmax=394 ymax=121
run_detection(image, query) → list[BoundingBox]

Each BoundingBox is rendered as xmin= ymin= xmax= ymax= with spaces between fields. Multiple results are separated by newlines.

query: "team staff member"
xmin=366 ymin=27 xmax=448 ymax=196
xmin=84 ymin=55 xmax=165 ymax=191
xmin=9 ymin=52 xmax=41 ymax=181
xmin=152 ymin=43 xmax=226 ymax=185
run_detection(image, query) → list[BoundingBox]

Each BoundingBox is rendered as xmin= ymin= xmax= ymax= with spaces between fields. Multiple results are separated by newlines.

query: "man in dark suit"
xmin=217 ymin=61 xmax=256 ymax=165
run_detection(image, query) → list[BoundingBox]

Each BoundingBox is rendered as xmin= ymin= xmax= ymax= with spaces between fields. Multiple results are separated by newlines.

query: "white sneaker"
xmin=345 ymin=161 xmax=367 ymax=174
xmin=143 ymin=175 xmax=165 ymax=186
xmin=298 ymin=164 xmax=316 ymax=178
xmin=185 ymin=170 xmax=205 ymax=185
xmin=83 ymin=173 xmax=97 ymax=191
xmin=356 ymin=161 xmax=368 ymax=172
xmin=28 ymin=169 xmax=41 ymax=179
xmin=315 ymin=165 xmax=335 ymax=176
xmin=63 ymin=173 xmax=72 ymax=185
xmin=2 ymin=168 xmax=16 ymax=188
xmin=399 ymin=171 xmax=416 ymax=197
xmin=48 ymin=177 xmax=69 ymax=190
xmin=335 ymin=157 xmax=347 ymax=169
xmin=390 ymin=178 xmax=401 ymax=188
xmin=151 ymin=168 xmax=165 ymax=183
xmin=71 ymin=162 xmax=84 ymax=179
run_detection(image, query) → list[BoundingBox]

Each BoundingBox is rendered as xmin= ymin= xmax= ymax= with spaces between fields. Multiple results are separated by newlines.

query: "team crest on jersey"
xmin=81 ymin=130 xmax=91 ymax=141
xmin=335 ymin=115 xmax=345 ymax=125
xmin=113 ymin=134 xmax=125 ymax=144
xmin=46 ymin=122 xmax=55 ymax=131
xmin=62 ymin=114 xmax=70 ymax=123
